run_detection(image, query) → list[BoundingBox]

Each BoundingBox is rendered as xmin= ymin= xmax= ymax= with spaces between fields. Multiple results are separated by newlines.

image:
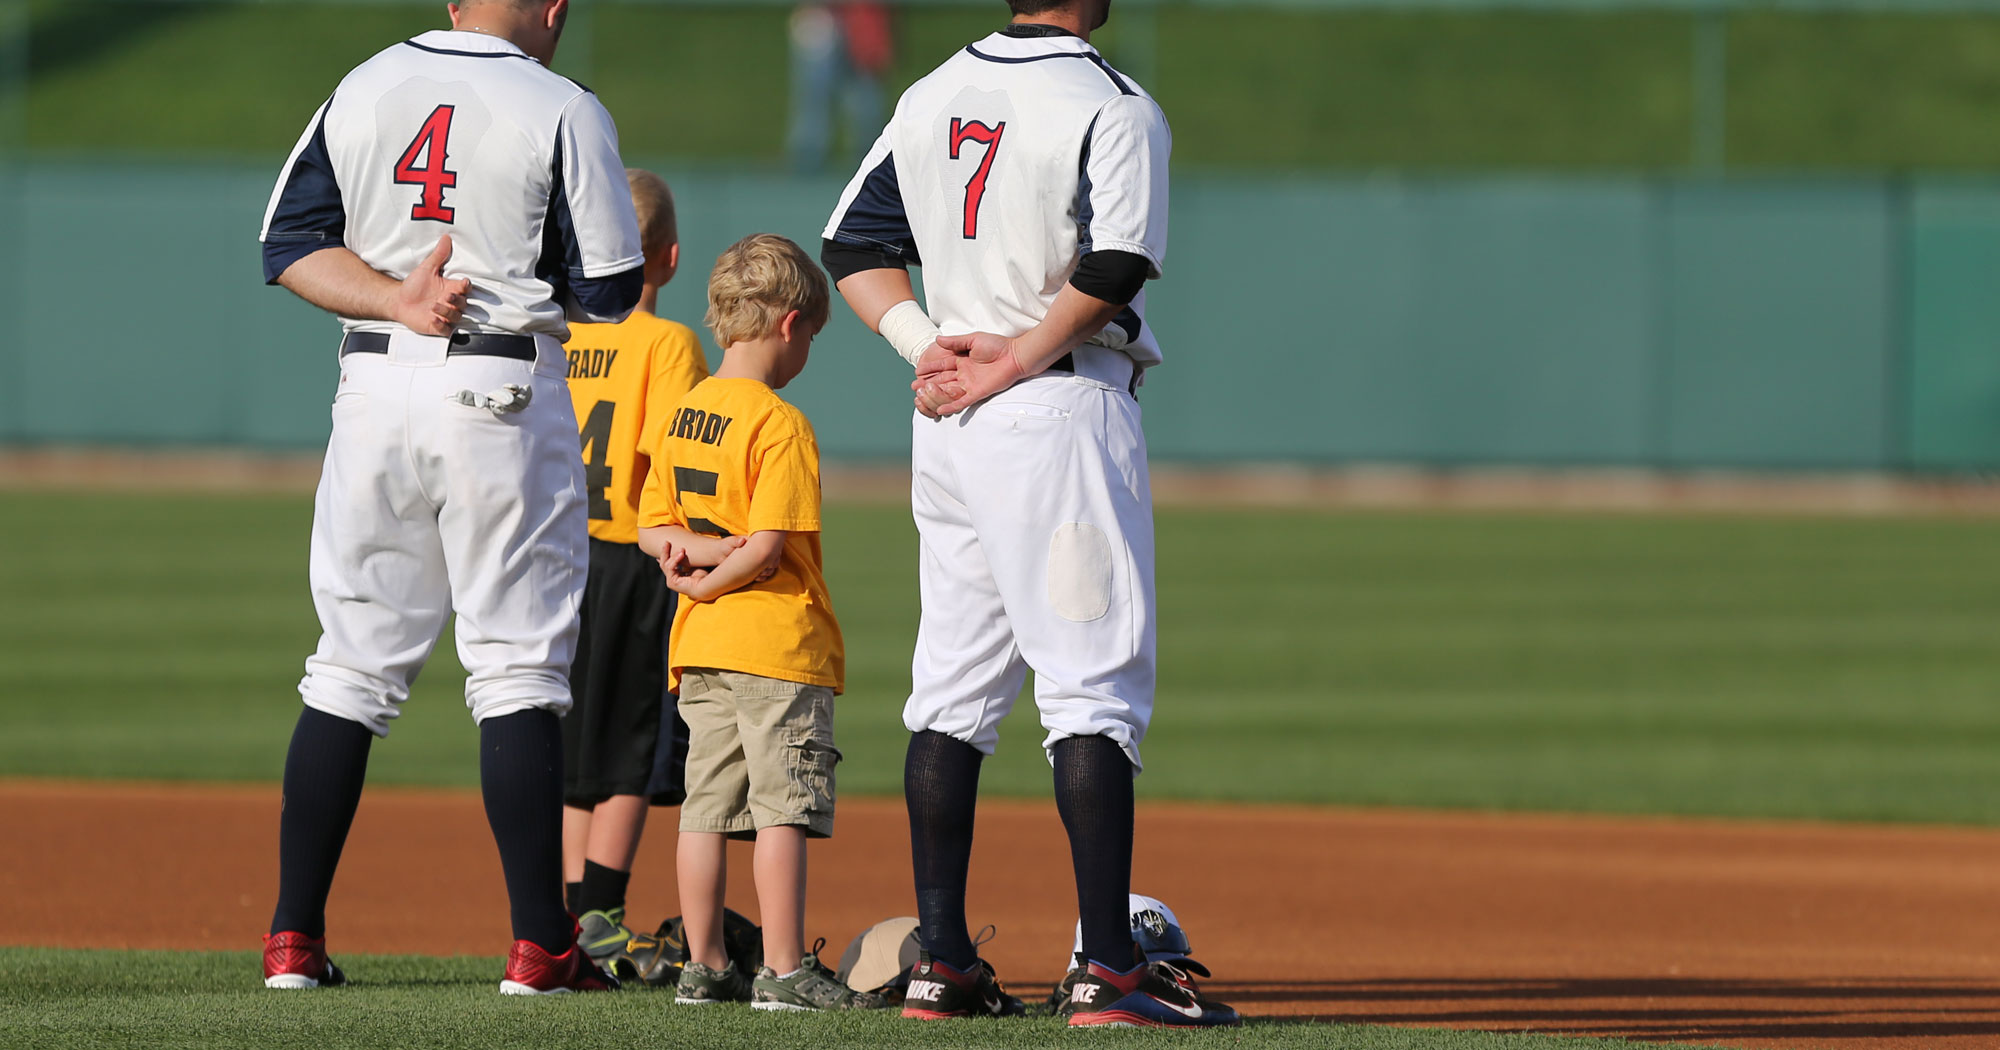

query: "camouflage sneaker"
xmin=752 ymin=940 xmax=889 ymax=1012
xmin=673 ymin=959 xmax=751 ymax=1005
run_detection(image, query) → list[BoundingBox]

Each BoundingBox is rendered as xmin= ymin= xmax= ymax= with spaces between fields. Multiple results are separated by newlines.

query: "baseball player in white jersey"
xmin=823 ymin=0 xmax=1237 ymax=1029
xmin=256 ymin=0 xmax=640 ymax=996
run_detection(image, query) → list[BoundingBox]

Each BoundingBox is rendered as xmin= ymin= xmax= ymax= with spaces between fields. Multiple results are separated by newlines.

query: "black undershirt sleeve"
xmin=822 ymin=239 xmax=909 ymax=283
xmin=1069 ymin=249 xmax=1151 ymax=305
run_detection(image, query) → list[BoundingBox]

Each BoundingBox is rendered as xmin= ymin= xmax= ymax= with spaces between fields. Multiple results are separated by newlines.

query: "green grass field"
xmin=3 ymin=487 xmax=1988 ymax=1050
xmin=18 ymin=2 xmax=2000 ymax=169
xmin=4 ymin=489 xmax=2000 ymax=823
xmin=0 ymin=947 xmax=1668 ymax=1050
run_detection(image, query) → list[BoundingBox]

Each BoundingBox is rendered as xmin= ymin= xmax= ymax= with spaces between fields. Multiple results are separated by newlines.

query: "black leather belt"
xmin=339 ymin=331 xmax=538 ymax=361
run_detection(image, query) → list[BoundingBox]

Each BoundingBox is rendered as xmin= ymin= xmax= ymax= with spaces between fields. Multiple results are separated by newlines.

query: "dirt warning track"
xmin=5 ymin=779 xmax=2000 ymax=1048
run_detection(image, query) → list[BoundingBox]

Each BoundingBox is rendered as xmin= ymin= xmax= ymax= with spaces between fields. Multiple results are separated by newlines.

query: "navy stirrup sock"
xmin=270 ymin=706 xmax=375 ymax=939
xmin=1053 ymin=734 xmax=1138 ymax=969
xmin=480 ymin=709 xmax=574 ymax=954
xmin=905 ymin=730 xmax=984 ymax=970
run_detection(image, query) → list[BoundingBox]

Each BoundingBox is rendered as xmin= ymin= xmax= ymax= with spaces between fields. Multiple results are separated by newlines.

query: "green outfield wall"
xmin=1 ymin=165 xmax=1994 ymax=471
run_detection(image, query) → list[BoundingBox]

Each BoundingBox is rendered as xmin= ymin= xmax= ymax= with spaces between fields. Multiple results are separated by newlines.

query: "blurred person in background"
xmin=788 ymin=2 xmax=894 ymax=173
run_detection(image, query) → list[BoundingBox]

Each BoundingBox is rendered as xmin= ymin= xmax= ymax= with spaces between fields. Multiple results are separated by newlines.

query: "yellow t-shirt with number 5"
xmin=565 ymin=311 xmax=709 ymax=546
xmin=637 ymin=376 xmax=843 ymax=693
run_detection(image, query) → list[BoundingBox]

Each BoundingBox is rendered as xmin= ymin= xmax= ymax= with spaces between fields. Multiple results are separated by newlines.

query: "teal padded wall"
xmin=1659 ymin=184 xmax=1899 ymax=469
xmin=1 ymin=164 xmax=1993 ymax=471
xmin=1907 ymin=184 xmax=2000 ymax=472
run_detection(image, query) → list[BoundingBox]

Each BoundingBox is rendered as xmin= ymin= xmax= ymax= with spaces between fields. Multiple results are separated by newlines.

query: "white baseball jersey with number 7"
xmin=259 ymin=29 xmax=642 ymax=340
xmin=823 ymin=29 xmax=1170 ymax=367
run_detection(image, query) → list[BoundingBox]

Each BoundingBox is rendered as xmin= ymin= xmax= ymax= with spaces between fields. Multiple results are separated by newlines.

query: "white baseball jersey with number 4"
xmin=260 ymin=29 xmax=643 ymax=339
xmin=824 ymin=28 xmax=1170 ymax=368
xmin=824 ymin=27 xmax=1171 ymax=769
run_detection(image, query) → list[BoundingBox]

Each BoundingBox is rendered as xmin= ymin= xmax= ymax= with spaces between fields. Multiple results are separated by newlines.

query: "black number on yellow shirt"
xmin=578 ymin=400 xmax=615 ymax=521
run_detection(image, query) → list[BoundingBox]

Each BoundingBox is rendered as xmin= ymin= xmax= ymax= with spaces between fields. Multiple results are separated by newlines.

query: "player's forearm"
xmin=276 ymin=248 xmax=408 ymax=324
xmin=684 ymin=531 xmax=787 ymax=602
xmin=1013 ymin=284 xmax=1127 ymax=375
xmin=834 ymin=269 xmax=919 ymax=332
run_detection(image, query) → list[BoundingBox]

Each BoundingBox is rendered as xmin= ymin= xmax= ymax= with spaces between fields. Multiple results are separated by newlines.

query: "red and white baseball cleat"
xmin=499 ymin=937 xmax=621 ymax=995
xmin=262 ymin=931 xmax=347 ymax=989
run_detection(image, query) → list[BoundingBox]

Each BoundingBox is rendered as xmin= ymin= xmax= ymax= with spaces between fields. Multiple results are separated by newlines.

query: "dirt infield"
xmin=6 ymin=781 xmax=2000 ymax=1047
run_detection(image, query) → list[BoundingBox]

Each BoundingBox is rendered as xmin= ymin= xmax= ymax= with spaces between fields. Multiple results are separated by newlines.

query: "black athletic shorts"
xmin=563 ymin=538 xmax=689 ymax=808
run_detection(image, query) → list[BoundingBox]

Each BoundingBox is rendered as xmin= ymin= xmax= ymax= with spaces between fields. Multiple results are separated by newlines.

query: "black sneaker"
xmin=899 ymin=951 xmax=1027 ymax=1019
xmin=1065 ymin=957 xmax=1240 ymax=1028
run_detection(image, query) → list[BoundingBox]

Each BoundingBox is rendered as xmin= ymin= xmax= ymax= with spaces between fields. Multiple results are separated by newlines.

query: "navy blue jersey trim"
xmin=829 ymin=151 xmax=920 ymax=263
xmin=963 ymin=45 xmax=1077 ymax=65
xmin=402 ymin=39 xmax=536 ymax=60
xmin=1076 ymin=113 xmax=1099 ymax=252
xmin=963 ymin=44 xmax=1137 ymax=96
xmin=1110 ymin=305 xmax=1142 ymax=345
xmin=262 ymin=104 xmax=346 ymax=284
xmin=536 ymin=133 xmax=640 ymax=322
xmin=1084 ymin=53 xmax=1137 ymax=96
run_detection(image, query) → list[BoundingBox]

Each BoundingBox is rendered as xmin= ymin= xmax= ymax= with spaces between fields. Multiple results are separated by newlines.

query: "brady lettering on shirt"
xmin=669 ymin=407 xmax=735 ymax=446
xmin=820 ymin=0 xmax=1236 ymax=1029
xmin=255 ymin=0 xmax=642 ymax=998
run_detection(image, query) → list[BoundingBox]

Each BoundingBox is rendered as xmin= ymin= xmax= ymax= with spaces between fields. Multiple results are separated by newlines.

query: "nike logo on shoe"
xmin=983 ymin=994 xmax=1004 ymax=1014
xmin=906 ymin=980 xmax=946 ymax=1003
xmin=1150 ymin=995 xmax=1205 ymax=1019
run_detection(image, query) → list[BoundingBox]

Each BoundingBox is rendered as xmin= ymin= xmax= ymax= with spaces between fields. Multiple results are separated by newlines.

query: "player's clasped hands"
xmin=393 ymin=234 xmax=473 ymax=336
xmin=912 ymin=334 xmax=1027 ymax=419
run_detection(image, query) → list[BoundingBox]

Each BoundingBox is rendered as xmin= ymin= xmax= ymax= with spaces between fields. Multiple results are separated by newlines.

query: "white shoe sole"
xmin=674 ymin=996 xmax=735 ymax=1005
xmin=752 ymin=1001 xmax=814 ymax=1012
xmin=263 ymin=974 xmax=320 ymax=990
xmin=499 ymin=980 xmax=574 ymax=996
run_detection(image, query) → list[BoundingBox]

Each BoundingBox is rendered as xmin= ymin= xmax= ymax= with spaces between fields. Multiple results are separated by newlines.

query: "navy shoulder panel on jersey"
xmin=537 ymin=135 xmax=642 ymax=321
xmin=262 ymin=107 xmax=346 ymax=284
xmin=827 ymin=152 xmax=921 ymax=264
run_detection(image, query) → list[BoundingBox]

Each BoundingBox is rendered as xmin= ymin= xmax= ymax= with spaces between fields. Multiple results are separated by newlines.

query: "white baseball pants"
xmin=299 ymin=331 xmax=588 ymax=736
xmin=905 ymin=350 xmax=1156 ymax=770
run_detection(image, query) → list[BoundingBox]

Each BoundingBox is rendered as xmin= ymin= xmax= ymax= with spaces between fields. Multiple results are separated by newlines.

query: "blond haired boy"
xmin=636 ymin=234 xmax=875 ymax=1011
xmin=560 ymin=169 xmax=711 ymax=982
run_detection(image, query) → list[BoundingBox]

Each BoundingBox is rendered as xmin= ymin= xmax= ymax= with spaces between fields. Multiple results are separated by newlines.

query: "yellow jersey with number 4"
xmin=565 ymin=311 xmax=709 ymax=545
xmin=636 ymin=376 xmax=843 ymax=693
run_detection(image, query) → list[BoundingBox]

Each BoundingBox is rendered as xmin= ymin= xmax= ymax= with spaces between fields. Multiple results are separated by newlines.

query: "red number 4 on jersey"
xmin=395 ymin=105 xmax=458 ymax=223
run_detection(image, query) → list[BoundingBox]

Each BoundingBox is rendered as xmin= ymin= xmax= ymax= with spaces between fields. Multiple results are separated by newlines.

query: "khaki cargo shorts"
xmin=678 ymin=668 xmax=839 ymax=839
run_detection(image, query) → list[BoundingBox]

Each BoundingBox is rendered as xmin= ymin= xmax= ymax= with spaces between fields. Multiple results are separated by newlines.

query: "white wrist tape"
xmin=879 ymin=299 xmax=940 ymax=367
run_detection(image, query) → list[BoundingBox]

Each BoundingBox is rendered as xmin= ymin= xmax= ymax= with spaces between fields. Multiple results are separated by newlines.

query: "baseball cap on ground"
xmin=1067 ymin=893 xmax=1193 ymax=966
xmin=836 ymin=916 xmax=922 ymax=998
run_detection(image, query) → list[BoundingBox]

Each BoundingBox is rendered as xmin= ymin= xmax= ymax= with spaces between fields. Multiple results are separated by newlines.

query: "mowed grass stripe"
xmin=0 ymin=947 xmax=1665 ymax=1050
xmin=3 ymin=490 xmax=1999 ymax=822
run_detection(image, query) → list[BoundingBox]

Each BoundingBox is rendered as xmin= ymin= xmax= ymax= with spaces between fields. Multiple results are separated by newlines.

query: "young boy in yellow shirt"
xmin=636 ymin=234 xmax=876 ymax=1011
xmin=560 ymin=169 xmax=710 ymax=983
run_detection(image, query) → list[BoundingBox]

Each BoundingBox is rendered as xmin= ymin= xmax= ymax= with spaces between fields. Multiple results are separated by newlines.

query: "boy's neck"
xmin=636 ymin=283 xmax=661 ymax=316
xmin=713 ymin=338 xmax=785 ymax=387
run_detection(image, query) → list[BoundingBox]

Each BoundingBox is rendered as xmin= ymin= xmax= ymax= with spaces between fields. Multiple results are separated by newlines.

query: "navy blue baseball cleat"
xmin=1064 ymin=957 xmax=1240 ymax=1028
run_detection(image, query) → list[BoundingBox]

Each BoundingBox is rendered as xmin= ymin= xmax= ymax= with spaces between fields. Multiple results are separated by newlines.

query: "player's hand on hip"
xmin=928 ymin=332 xmax=1026 ymax=416
xmin=394 ymin=234 xmax=473 ymax=336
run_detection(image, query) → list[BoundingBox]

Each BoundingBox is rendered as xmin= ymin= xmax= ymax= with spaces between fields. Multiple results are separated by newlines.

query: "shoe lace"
xmin=1153 ymin=959 xmax=1200 ymax=995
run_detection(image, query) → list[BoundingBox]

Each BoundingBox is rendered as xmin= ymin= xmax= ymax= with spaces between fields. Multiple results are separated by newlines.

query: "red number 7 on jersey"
xmin=395 ymin=105 xmax=458 ymax=223
xmin=949 ymin=118 xmax=1005 ymax=240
